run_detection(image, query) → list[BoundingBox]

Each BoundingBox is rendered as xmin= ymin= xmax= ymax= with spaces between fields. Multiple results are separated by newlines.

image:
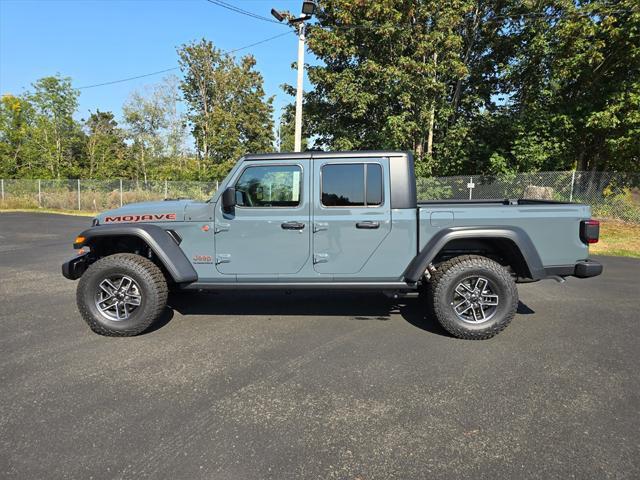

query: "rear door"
xmin=214 ymin=160 xmax=311 ymax=276
xmin=312 ymin=158 xmax=391 ymax=274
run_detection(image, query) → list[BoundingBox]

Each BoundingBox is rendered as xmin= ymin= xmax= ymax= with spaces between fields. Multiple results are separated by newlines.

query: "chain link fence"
xmin=416 ymin=171 xmax=640 ymax=223
xmin=0 ymin=179 xmax=219 ymax=212
xmin=1 ymin=171 xmax=638 ymax=223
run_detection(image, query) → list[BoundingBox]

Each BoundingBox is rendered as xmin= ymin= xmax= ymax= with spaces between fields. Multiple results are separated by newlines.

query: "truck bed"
xmin=417 ymin=200 xmax=591 ymax=268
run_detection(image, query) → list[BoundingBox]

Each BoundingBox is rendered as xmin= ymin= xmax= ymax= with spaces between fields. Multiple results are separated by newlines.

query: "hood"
xmin=96 ymin=199 xmax=197 ymax=225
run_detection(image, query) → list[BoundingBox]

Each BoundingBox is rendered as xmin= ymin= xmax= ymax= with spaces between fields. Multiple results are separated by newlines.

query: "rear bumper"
xmin=62 ymin=253 xmax=90 ymax=280
xmin=544 ymin=259 xmax=603 ymax=279
xmin=574 ymin=259 xmax=603 ymax=278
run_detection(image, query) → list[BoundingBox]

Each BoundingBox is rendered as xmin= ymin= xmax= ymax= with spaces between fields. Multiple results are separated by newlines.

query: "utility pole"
xmin=272 ymin=1 xmax=316 ymax=153
xmin=294 ymin=22 xmax=305 ymax=152
xmin=277 ymin=115 xmax=282 ymax=152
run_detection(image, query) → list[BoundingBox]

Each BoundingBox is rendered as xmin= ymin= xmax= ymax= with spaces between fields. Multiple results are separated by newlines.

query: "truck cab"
xmin=197 ymin=151 xmax=416 ymax=286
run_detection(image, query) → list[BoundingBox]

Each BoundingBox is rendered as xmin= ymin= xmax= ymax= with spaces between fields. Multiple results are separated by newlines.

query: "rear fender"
xmin=403 ymin=226 xmax=545 ymax=282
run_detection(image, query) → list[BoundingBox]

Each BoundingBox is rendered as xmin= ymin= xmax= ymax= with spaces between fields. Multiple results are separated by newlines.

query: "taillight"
xmin=580 ymin=220 xmax=600 ymax=244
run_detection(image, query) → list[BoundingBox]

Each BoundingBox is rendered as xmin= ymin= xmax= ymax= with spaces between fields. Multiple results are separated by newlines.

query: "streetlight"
xmin=271 ymin=1 xmax=317 ymax=152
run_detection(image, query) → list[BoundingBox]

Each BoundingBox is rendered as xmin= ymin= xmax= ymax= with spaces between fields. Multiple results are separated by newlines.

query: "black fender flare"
xmin=74 ymin=224 xmax=198 ymax=283
xmin=403 ymin=226 xmax=545 ymax=283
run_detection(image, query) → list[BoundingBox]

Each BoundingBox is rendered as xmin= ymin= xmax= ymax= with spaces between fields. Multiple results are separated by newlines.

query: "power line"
xmin=226 ymin=30 xmax=292 ymax=54
xmin=77 ymin=31 xmax=293 ymax=90
xmin=77 ymin=67 xmax=179 ymax=90
xmin=205 ymin=0 xmax=285 ymax=25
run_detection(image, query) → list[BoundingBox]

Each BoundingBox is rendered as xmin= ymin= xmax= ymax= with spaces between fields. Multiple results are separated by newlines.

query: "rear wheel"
xmin=77 ymin=253 xmax=168 ymax=336
xmin=429 ymin=255 xmax=518 ymax=340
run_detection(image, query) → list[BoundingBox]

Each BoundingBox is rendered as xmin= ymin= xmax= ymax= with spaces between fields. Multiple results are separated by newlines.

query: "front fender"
xmin=403 ymin=226 xmax=545 ymax=283
xmin=72 ymin=224 xmax=198 ymax=283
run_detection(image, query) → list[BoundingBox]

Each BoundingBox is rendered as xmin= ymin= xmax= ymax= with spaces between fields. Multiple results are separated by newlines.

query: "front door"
xmin=214 ymin=160 xmax=311 ymax=276
xmin=312 ymin=158 xmax=392 ymax=274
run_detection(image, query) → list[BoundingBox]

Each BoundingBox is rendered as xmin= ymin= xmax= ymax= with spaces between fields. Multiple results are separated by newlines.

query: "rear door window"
xmin=321 ymin=163 xmax=383 ymax=207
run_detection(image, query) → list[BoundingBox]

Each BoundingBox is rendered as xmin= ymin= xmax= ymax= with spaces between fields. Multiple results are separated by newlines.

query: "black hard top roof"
xmin=242 ymin=150 xmax=411 ymax=161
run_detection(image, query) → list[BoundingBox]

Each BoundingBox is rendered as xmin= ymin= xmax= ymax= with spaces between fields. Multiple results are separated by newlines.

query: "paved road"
xmin=1 ymin=212 xmax=638 ymax=479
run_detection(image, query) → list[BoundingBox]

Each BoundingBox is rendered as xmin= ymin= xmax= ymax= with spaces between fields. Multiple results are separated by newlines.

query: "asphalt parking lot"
xmin=1 ymin=212 xmax=638 ymax=479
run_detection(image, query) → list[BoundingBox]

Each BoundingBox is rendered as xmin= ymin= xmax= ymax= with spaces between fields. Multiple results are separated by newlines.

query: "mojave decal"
xmin=104 ymin=213 xmax=177 ymax=223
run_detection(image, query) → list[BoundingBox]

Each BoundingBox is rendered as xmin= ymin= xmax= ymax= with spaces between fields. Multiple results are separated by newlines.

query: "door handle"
xmin=314 ymin=253 xmax=329 ymax=264
xmin=281 ymin=221 xmax=305 ymax=230
xmin=313 ymin=222 xmax=328 ymax=233
xmin=356 ymin=221 xmax=380 ymax=229
xmin=215 ymin=254 xmax=231 ymax=265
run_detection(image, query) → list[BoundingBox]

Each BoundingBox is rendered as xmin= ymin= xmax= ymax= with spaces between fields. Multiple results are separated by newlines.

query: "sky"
xmin=0 ymin=0 xmax=316 ymax=122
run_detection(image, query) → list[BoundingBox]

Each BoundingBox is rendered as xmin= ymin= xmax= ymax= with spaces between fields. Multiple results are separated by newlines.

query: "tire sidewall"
xmin=434 ymin=261 xmax=517 ymax=336
xmin=79 ymin=260 xmax=158 ymax=334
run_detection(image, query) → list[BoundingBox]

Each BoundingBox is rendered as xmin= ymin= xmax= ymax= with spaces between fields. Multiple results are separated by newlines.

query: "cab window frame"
xmin=233 ymin=163 xmax=304 ymax=209
xmin=320 ymin=162 xmax=384 ymax=208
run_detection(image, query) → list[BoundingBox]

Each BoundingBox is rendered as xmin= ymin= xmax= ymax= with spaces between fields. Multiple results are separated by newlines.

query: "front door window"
xmin=235 ymin=165 xmax=301 ymax=208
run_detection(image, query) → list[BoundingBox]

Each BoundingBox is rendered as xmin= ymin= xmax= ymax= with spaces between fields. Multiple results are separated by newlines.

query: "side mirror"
xmin=221 ymin=187 xmax=236 ymax=213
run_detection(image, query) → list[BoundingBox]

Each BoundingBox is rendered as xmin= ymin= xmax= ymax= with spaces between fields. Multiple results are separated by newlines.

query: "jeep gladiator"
xmin=63 ymin=151 xmax=602 ymax=339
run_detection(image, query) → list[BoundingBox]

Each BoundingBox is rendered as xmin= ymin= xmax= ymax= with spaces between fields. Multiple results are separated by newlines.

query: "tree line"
xmin=301 ymin=0 xmax=639 ymax=176
xmin=0 ymin=39 xmax=276 ymax=181
xmin=1 ymin=0 xmax=638 ymax=182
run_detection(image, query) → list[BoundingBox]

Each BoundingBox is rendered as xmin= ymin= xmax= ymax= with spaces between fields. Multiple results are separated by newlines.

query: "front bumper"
xmin=544 ymin=259 xmax=603 ymax=279
xmin=62 ymin=252 xmax=90 ymax=280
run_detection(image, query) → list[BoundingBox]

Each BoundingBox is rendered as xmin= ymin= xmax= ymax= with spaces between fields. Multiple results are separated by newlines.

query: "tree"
xmin=26 ymin=75 xmax=82 ymax=178
xmin=276 ymin=105 xmax=308 ymax=152
xmin=302 ymin=0 xmax=501 ymax=174
xmin=0 ymin=94 xmax=35 ymax=177
xmin=497 ymin=0 xmax=640 ymax=173
xmin=161 ymin=75 xmax=189 ymax=168
xmin=178 ymin=39 xmax=274 ymax=179
xmin=123 ymin=85 xmax=170 ymax=183
xmin=299 ymin=0 xmax=639 ymax=175
xmin=83 ymin=110 xmax=128 ymax=179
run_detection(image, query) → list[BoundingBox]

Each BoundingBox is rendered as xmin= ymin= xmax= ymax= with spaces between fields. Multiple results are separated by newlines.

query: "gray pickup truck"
xmin=63 ymin=151 xmax=602 ymax=339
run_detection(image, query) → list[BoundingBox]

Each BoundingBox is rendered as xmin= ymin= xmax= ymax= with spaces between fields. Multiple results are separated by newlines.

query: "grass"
xmin=590 ymin=220 xmax=640 ymax=258
xmin=2 ymin=207 xmax=639 ymax=258
xmin=0 ymin=208 xmax=95 ymax=217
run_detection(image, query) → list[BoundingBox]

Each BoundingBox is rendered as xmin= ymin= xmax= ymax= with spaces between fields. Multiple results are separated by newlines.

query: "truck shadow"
xmin=146 ymin=291 xmax=534 ymax=337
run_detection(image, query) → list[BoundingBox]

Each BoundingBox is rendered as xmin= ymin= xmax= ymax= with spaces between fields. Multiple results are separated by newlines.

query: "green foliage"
xmin=591 ymin=190 xmax=640 ymax=223
xmin=0 ymin=75 xmax=85 ymax=178
xmin=298 ymin=0 xmax=639 ymax=175
xmin=123 ymin=85 xmax=171 ymax=182
xmin=1 ymin=4 xmax=638 ymax=182
xmin=0 ymin=94 xmax=34 ymax=177
xmin=177 ymin=39 xmax=274 ymax=179
xmin=277 ymin=105 xmax=308 ymax=152
xmin=84 ymin=110 xmax=128 ymax=179
xmin=0 ymin=41 xmax=275 ymax=182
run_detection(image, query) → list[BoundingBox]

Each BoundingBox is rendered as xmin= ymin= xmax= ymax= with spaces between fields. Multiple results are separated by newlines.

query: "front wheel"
xmin=429 ymin=255 xmax=518 ymax=340
xmin=76 ymin=253 xmax=168 ymax=336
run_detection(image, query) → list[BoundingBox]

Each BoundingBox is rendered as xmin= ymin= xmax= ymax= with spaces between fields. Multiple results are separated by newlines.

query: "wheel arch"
xmin=404 ymin=226 xmax=545 ymax=283
xmin=74 ymin=224 xmax=197 ymax=284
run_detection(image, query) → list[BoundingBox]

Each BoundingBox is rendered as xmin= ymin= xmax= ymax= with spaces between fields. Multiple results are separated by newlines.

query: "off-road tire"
xmin=430 ymin=255 xmax=518 ymax=340
xmin=77 ymin=253 xmax=168 ymax=336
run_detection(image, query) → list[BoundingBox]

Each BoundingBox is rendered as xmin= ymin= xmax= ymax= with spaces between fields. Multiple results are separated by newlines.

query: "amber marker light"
xmin=73 ymin=235 xmax=86 ymax=248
